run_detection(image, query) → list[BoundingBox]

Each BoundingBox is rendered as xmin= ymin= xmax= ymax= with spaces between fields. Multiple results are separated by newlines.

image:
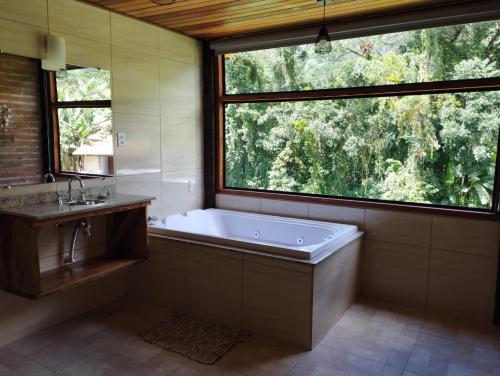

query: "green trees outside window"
xmin=223 ymin=20 xmax=500 ymax=210
xmin=54 ymin=67 xmax=113 ymax=176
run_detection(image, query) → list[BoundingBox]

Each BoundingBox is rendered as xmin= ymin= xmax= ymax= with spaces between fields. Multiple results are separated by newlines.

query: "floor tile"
xmin=406 ymin=333 xmax=500 ymax=376
xmin=1 ymin=299 xmax=500 ymax=376
xmin=0 ymin=347 xmax=56 ymax=375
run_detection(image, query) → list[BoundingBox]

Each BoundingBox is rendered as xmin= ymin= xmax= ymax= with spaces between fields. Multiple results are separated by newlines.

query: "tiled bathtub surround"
xmin=127 ymin=235 xmax=363 ymax=349
xmin=216 ymin=194 xmax=500 ymax=323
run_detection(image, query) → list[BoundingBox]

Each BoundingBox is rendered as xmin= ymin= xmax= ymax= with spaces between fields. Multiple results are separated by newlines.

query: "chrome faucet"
xmin=68 ymin=175 xmax=85 ymax=203
xmin=64 ymin=218 xmax=91 ymax=264
xmin=43 ymin=173 xmax=55 ymax=183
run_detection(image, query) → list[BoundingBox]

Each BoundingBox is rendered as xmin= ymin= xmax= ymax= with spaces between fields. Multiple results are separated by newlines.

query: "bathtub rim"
xmin=147 ymin=230 xmax=364 ymax=266
xmin=150 ymin=208 xmax=359 ymax=260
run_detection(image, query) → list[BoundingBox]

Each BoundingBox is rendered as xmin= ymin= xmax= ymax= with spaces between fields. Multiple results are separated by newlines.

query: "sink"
xmin=67 ymin=199 xmax=107 ymax=207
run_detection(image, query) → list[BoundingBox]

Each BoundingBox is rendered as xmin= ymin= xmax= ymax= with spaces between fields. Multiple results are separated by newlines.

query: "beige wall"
xmin=216 ymin=193 xmax=500 ymax=323
xmin=0 ymin=0 xmax=203 ymax=345
xmin=0 ymin=0 xmax=203 ymax=219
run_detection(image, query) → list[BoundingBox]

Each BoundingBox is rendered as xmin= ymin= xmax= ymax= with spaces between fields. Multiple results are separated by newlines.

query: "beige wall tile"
xmin=189 ymin=242 xmax=241 ymax=261
xmin=243 ymin=253 xmax=313 ymax=274
xmin=312 ymin=250 xmax=345 ymax=347
xmin=39 ymin=244 xmax=106 ymax=273
xmin=111 ymin=13 xmax=158 ymax=55
xmin=428 ymin=249 xmax=497 ymax=322
xmin=161 ymin=170 xmax=203 ymax=217
xmin=0 ymin=18 xmax=46 ymax=59
xmin=38 ymin=215 xmax=107 ymax=272
xmin=311 ymin=240 xmax=363 ymax=347
xmin=342 ymin=238 xmax=363 ymax=305
xmin=216 ymin=193 xmax=260 ymax=213
xmin=431 ymin=216 xmax=500 ymax=257
xmin=260 ymin=198 xmax=308 ymax=219
xmin=0 ymin=0 xmax=47 ymax=28
xmin=61 ymin=271 xmax=126 ymax=320
xmin=54 ymin=32 xmax=112 ymax=70
xmin=161 ymin=116 xmax=202 ymax=172
xmin=159 ymin=29 xmax=201 ymax=65
xmin=186 ymin=246 xmax=242 ymax=328
xmin=365 ymin=209 xmax=432 ymax=247
xmin=362 ymin=239 xmax=429 ymax=309
xmin=38 ymin=216 xmax=107 ymax=259
xmin=116 ymin=173 xmax=162 ymax=217
xmin=112 ymin=47 xmax=160 ymax=115
xmin=114 ymin=113 xmax=161 ymax=176
xmin=309 ymin=203 xmax=365 ymax=229
xmin=127 ymin=237 xmax=186 ymax=308
xmin=243 ymin=260 xmax=312 ymax=348
xmin=37 ymin=224 xmax=59 ymax=259
xmin=48 ymin=0 xmax=110 ymax=43
xmin=0 ymin=291 xmax=61 ymax=347
xmin=160 ymin=58 xmax=201 ymax=118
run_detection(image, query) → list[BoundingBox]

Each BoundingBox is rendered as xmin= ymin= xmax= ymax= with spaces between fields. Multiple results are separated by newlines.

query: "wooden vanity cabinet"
xmin=0 ymin=201 xmax=150 ymax=299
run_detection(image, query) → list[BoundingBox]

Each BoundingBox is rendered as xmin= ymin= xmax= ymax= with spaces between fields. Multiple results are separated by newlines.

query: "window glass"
xmin=58 ymin=107 xmax=113 ymax=175
xmin=224 ymin=20 xmax=499 ymax=94
xmin=56 ymin=67 xmax=111 ymax=101
xmin=225 ymin=90 xmax=500 ymax=210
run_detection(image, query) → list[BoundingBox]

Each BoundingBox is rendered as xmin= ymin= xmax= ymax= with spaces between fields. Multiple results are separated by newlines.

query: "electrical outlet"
xmin=117 ymin=133 xmax=126 ymax=147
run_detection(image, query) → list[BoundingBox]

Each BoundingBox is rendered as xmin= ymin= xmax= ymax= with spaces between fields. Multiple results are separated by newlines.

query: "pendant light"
xmin=315 ymin=0 xmax=332 ymax=54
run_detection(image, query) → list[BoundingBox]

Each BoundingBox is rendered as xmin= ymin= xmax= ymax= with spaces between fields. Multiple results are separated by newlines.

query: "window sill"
xmin=217 ymin=188 xmax=498 ymax=221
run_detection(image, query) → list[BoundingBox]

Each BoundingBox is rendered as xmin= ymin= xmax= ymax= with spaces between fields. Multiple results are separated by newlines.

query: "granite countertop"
xmin=0 ymin=193 xmax=155 ymax=221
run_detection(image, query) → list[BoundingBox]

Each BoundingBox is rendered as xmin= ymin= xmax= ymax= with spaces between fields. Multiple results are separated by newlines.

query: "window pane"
xmin=225 ymin=91 xmax=500 ymax=210
xmin=224 ymin=20 xmax=499 ymax=94
xmin=58 ymin=107 xmax=113 ymax=175
xmin=56 ymin=67 xmax=111 ymax=101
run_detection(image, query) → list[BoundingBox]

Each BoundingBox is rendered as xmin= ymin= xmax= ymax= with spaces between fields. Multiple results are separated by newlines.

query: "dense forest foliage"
xmin=224 ymin=20 xmax=500 ymax=209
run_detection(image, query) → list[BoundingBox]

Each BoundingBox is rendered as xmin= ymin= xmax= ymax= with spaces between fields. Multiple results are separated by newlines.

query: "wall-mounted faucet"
xmin=68 ymin=175 xmax=85 ymax=203
xmin=64 ymin=218 xmax=91 ymax=264
xmin=43 ymin=173 xmax=55 ymax=183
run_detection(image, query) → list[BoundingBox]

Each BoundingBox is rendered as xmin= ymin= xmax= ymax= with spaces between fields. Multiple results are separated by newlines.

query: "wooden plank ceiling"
xmin=81 ymin=0 xmax=454 ymax=40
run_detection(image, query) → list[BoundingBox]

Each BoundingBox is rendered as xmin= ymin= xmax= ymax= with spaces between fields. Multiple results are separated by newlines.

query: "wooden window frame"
xmin=46 ymin=70 xmax=113 ymax=179
xmin=214 ymin=55 xmax=500 ymax=220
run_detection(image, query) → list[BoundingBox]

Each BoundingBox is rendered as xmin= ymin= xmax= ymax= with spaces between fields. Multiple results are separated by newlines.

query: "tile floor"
xmin=1 ymin=299 xmax=499 ymax=376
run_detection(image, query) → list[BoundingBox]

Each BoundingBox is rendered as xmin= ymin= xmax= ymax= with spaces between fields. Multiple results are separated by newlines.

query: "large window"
xmin=48 ymin=67 xmax=113 ymax=176
xmin=219 ymin=20 xmax=500 ymax=214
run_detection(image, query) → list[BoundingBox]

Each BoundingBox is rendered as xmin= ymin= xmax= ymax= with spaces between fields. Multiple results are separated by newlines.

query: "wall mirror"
xmin=0 ymin=52 xmax=113 ymax=187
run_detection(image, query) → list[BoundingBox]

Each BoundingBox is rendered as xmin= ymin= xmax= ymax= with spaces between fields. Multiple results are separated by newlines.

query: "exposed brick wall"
xmin=0 ymin=53 xmax=44 ymax=185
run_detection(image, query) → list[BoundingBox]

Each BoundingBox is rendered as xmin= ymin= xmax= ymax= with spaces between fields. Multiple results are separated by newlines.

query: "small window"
xmin=47 ymin=67 xmax=113 ymax=177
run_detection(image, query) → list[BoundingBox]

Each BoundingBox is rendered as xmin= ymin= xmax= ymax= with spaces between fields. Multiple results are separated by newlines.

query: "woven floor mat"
xmin=139 ymin=312 xmax=247 ymax=365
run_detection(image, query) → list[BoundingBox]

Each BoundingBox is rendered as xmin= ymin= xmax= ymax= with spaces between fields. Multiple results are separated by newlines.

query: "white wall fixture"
xmin=41 ymin=35 xmax=66 ymax=71
xmin=117 ymin=133 xmax=126 ymax=147
xmin=188 ymin=178 xmax=195 ymax=192
xmin=0 ymin=105 xmax=12 ymax=131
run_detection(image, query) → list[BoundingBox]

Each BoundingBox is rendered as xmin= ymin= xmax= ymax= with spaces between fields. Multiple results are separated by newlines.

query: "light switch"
xmin=188 ymin=179 xmax=195 ymax=192
xmin=117 ymin=133 xmax=126 ymax=147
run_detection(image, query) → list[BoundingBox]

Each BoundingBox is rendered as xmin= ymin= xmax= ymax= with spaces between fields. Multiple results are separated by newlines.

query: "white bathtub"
xmin=148 ymin=209 xmax=358 ymax=260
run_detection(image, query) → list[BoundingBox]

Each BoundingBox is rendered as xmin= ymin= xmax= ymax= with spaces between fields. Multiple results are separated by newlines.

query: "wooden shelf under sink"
xmin=40 ymin=256 xmax=144 ymax=297
xmin=0 ymin=199 xmax=151 ymax=299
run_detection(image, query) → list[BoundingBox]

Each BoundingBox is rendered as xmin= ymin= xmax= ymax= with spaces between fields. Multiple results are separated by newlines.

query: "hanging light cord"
xmin=323 ymin=0 xmax=326 ymax=26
